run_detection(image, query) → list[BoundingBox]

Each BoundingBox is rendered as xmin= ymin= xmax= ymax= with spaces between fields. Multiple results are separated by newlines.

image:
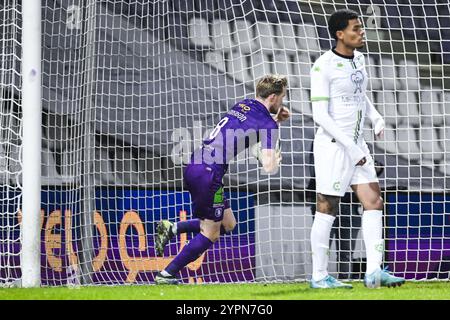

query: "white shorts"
xmin=313 ymin=135 xmax=378 ymax=197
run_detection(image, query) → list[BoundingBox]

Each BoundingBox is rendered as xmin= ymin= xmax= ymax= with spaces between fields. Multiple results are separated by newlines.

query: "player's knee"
xmin=200 ymin=220 xmax=221 ymax=242
xmin=204 ymin=230 xmax=220 ymax=242
xmin=364 ymin=196 xmax=383 ymax=210
xmin=317 ymin=194 xmax=340 ymax=216
xmin=229 ymin=219 xmax=237 ymax=231
xmin=223 ymin=218 xmax=236 ymax=233
xmin=201 ymin=227 xmax=221 ymax=242
xmin=373 ymin=196 xmax=384 ymax=210
xmin=222 ymin=208 xmax=236 ymax=233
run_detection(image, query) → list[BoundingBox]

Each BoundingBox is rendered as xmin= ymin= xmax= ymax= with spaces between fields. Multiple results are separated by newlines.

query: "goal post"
xmin=21 ymin=0 xmax=42 ymax=288
xmin=0 ymin=0 xmax=449 ymax=286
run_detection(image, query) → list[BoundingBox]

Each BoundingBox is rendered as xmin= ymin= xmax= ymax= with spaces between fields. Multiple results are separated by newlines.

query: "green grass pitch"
xmin=0 ymin=282 xmax=448 ymax=300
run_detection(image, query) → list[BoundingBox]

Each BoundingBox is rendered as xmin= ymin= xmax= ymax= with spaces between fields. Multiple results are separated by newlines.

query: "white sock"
xmin=362 ymin=210 xmax=383 ymax=274
xmin=311 ymin=212 xmax=335 ymax=281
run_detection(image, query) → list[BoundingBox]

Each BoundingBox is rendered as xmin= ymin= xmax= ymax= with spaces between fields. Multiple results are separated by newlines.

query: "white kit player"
xmin=309 ymin=9 xmax=405 ymax=289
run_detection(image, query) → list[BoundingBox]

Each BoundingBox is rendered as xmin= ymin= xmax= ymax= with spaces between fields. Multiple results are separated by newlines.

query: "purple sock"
xmin=176 ymin=219 xmax=200 ymax=234
xmin=165 ymin=233 xmax=213 ymax=276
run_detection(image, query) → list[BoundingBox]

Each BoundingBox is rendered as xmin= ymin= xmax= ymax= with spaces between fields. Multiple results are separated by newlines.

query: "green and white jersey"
xmin=310 ymin=49 xmax=368 ymax=143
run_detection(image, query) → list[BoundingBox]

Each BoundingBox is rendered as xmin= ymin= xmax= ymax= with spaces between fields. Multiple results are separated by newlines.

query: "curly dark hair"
xmin=328 ymin=9 xmax=360 ymax=41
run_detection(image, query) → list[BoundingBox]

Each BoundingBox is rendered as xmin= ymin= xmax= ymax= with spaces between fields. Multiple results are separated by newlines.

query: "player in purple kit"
xmin=154 ymin=74 xmax=290 ymax=284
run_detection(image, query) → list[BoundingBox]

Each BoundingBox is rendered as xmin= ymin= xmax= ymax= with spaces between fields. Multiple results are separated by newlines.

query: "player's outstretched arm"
xmin=312 ymin=100 xmax=366 ymax=166
xmin=365 ymin=95 xmax=384 ymax=138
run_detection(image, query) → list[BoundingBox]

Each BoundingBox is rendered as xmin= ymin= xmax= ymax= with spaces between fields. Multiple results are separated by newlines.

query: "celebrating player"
xmin=309 ymin=9 xmax=405 ymax=289
xmin=154 ymin=74 xmax=290 ymax=284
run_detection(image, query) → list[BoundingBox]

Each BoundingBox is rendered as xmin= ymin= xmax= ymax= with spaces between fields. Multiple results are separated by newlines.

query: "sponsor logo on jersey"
xmin=333 ymin=181 xmax=341 ymax=191
xmin=354 ymin=54 xmax=364 ymax=65
xmin=375 ymin=243 xmax=384 ymax=253
xmin=340 ymin=95 xmax=365 ymax=103
xmin=239 ymin=104 xmax=251 ymax=112
xmin=350 ymin=70 xmax=364 ymax=94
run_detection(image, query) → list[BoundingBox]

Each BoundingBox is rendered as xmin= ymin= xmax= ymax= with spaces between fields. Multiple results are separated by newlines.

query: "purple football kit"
xmin=184 ymin=99 xmax=279 ymax=222
xmin=159 ymin=98 xmax=280 ymax=280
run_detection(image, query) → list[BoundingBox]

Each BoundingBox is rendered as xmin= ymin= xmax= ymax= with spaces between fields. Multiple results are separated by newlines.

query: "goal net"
xmin=0 ymin=0 xmax=22 ymax=286
xmin=0 ymin=0 xmax=449 ymax=286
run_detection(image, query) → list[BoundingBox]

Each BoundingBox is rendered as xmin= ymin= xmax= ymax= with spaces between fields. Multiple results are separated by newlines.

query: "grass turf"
xmin=0 ymin=282 xmax=448 ymax=300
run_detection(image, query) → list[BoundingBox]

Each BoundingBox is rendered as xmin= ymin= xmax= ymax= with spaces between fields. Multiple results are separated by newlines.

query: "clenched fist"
xmin=275 ymin=106 xmax=290 ymax=123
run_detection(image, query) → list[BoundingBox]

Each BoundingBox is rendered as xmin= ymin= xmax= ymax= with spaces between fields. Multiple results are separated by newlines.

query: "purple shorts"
xmin=184 ymin=163 xmax=230 ymax=222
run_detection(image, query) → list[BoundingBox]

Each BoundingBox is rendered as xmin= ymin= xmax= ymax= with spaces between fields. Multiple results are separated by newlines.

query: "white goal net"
xmin=0 ymin=0 xmax=22 ymax=286
xmin=0 ymin=0 xmax=449 ymax=286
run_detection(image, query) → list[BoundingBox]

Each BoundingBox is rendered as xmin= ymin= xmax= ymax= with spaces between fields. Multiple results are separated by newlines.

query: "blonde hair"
xmin=256 ymin=74 xmax=288 ymax=99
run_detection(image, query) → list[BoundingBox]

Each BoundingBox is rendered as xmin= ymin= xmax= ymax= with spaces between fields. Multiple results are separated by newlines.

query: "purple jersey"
xmin=184 ymin=99 xmax=278 ymax=221
xmin=190 ymin=99 xmax=279 ymax=175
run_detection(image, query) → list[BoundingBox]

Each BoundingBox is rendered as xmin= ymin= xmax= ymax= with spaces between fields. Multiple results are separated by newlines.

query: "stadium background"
xmin=0 ymin=0 xmax=449 ymax=287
